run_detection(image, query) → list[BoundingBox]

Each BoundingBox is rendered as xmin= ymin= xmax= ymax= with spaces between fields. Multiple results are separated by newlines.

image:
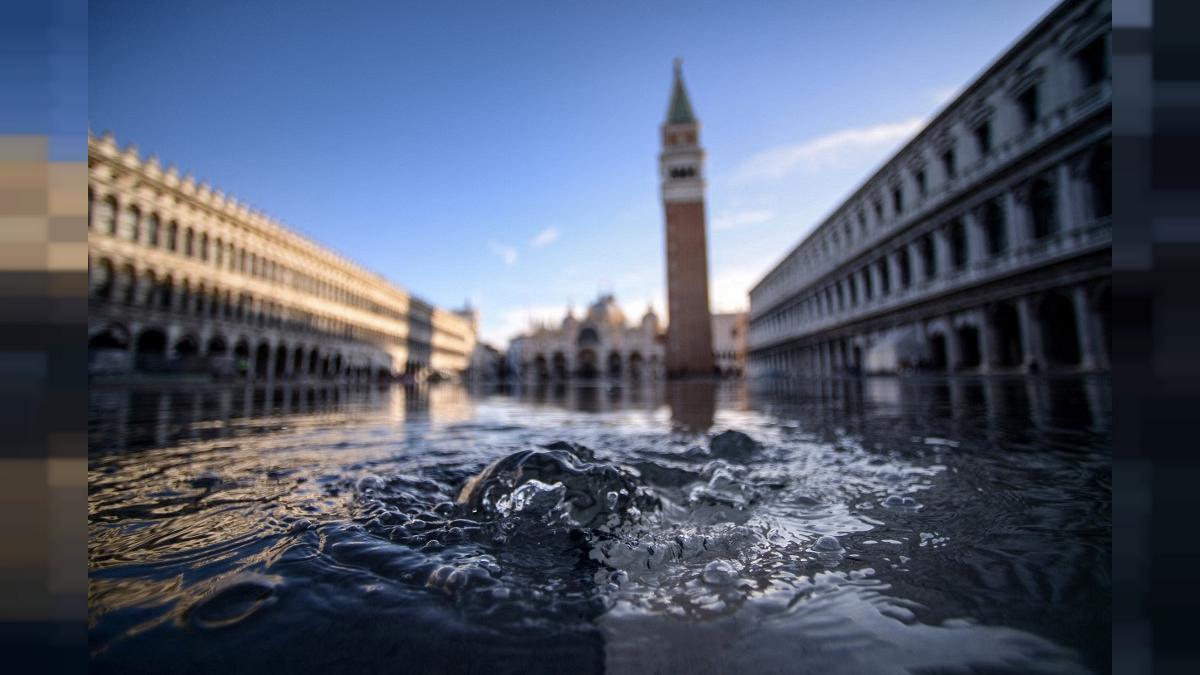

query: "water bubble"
xmin=813 ymin=535 xmax=842 ymax=552
xmin=702 ymin=559 xmax=739 ymax=585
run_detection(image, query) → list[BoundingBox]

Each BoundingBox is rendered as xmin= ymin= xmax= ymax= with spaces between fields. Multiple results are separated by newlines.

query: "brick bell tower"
xmin=660 ymin=58 xmax=714 ymax=377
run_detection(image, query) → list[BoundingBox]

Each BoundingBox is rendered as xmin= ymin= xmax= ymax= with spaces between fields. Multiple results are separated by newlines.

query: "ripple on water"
xmin=183 ymin=572 xmax=281 ymax=630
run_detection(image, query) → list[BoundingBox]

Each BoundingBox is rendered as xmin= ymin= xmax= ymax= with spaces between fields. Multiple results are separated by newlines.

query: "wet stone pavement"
xmin=88 ymin=377 xmax=1111 ymax=674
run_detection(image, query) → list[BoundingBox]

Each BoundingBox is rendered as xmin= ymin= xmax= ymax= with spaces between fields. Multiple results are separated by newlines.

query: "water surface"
xmin=89 ymin=377 xmax=1111 ymax=674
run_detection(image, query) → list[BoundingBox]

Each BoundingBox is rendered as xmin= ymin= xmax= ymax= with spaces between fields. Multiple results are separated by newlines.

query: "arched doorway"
xmin=307 ymin=348 xmax=319 ymax=376
xmin=928 ymin=333 xmax=948 ymax=372
xmin=89 ymin=326 xmax=128 ymax=351
xmin=533 ymin=354 xmax=549 ymax=379
xmin=274 ymin=345 xmax=289 ymax=379
xmin=1038 ymin=292 xmax=1080 ymax=367
xmin=233 ymin=339 xmax=251 ymax=378
xmin=89 ymin=324 xmax=130 ymax=373
xmin=629 ymin=352 xmax=644 ymax=379
xmin=255 ymin=343 xmax=272 ymax=379
xmin=134 ymin=328 xmax=167 ymax=371
xmin=576 ymin=349 xmax=598 ymax=378
xmin=990 ymin=303 xmax=1023 ymax=368
xmin=552 ymin=352 xmax=568 ymax=379
xmin=206 ymin=335 xmax=228 ymax=357
xmin=293 ymin=348 xmax=305 ymax=375
xmin=607 ymin=351 xmax=622 ymax=378
xmin=956 ymin=325 xmax=981 ymax=370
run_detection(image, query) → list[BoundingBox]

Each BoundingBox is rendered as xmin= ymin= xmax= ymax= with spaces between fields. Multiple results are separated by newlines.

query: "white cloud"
xmin=488 ymin=241 xmax=518 ymax=266
xmin=712 ymin=208 xmax=775 ymax=231
xmin=530 ymin=227 xmax=560 ymax=248
xmin=708 ymin=263 xmax=763 ymax=314
xmin=730 ymin=117 xmax=925 ymax=183
xmin=483 ymin=304 xmax=568 ymax=346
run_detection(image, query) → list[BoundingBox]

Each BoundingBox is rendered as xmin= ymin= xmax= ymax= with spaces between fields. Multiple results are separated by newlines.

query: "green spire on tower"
xmin=666 ymin=57 xmax=696 ymax=125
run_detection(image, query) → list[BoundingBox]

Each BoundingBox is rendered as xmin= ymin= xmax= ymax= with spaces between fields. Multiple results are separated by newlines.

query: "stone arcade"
xmin=87 ymin=132 xmax=477 ymax=381
xmin=748 ymin=0 xmax=1111 ymax=376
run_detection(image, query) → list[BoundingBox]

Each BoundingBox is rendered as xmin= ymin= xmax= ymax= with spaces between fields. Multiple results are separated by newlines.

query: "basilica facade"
xmin=508 ymin=295 xmax=665 ymax=379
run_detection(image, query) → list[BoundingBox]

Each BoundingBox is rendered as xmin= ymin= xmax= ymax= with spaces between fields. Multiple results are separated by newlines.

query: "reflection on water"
xmin=89 ymin=376 xmax=1110 ymax=674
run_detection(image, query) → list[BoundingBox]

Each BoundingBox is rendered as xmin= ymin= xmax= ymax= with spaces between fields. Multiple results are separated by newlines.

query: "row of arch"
xmin=89 ymin=255 xmax=414 ymax=349
xmin=754 ymin=282 xmax=1110 ymax=376
xmin=88 ymin=322 xmax=398 ymax=382
xmin=524 ymin=350 xmax=659 ymax=380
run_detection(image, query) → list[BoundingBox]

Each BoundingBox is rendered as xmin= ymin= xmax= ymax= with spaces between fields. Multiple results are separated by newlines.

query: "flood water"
xmin=89 ymin=377 xmax=1111 ymax=674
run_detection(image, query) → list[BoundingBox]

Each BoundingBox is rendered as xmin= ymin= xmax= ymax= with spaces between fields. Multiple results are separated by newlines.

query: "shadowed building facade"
xmin=748 ymin=0 xmax=1111 ymax=376
xmin=660 ymin=60 xmax=715 ymax=377
xmin=87 ymin=131 xmax=476 ymax=381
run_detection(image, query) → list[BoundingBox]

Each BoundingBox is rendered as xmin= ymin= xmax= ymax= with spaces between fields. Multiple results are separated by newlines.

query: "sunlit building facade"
xmin=87 ymin=131 xmax=476 ymax=380
xmin=748 ymin=0 xmax=1111 ymax=376
xmin=508 ymin=294 xmax=665 ymax=380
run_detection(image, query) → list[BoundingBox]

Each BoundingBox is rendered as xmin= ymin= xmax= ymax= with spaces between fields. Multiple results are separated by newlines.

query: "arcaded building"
xmin=660 ymin=60 xmax=715 ymax=377
xmin=87 ymin=131 xmax=476 ymax=380
xmin=748 ymin=0 xmax=1111 ymax=376
xmin=508 ymin=295 xmax=665 ymax=380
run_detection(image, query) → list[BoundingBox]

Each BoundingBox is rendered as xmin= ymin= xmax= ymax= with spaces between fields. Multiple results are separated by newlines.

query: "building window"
xmin=920 ymin=234 xmax=937 ymax=279
xmin=915 ymin=169 xmax=927 ymax=197
xmin=97 ymin=197 xmax=117 ymax=234
xmin=1076 ymin=36 xmax=1109 ymax=89
xmin=858 ymin=210 xmax=868 ymax=236
xmin=199 ymin=233 xmax=209 ymax=262
xmin=942 ymin=148 xmax=956 ymax=179
xmin=892 ymin=187 xmax=903 ymax=214
xmin=166 ymin=221 xmax=178 ymax=250
xmin=848 ymin=277 xmax=857 ymax=306
xmin=879 ymin=259 xmax=891 ymax=295
xmin=146 ymin=215 xmax=160 ymax=247
xmin=974 ymin=120 xmax=992 ymax=157
xmin=863 ymin=268 xmax=873 ymax=300
xmin=897 ymin=249 xmax=911 ymax=288
xmin=120 ymin=205 xmax=140 ymax=241
xmin=984 ymin=199 xmax=1007 ymax=255
xmin=184 ymin=228 xmax=194 ymax=257
xmin=949 ymin=219 xmax=967 ymax=269
xmin=1030 ymin=177 xmax=1057 ymax=239
xmin=1018 ymin=85 xmax=1039 ymax=130
xmin=873 ymin=199 xmax=884 ymax=224
xmin=1089 ymin=144 xmax=1112 ymax=218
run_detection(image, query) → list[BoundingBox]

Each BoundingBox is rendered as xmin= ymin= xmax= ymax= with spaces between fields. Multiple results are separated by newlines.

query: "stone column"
xmin=906 ymin=241 xmax=924 ymax=286
xmin=1005 ymin=188 xmax=1029 ymax=252
xmin=1057 ymin=162 xmax=1081 ymax=234
xmin=1072 ymin=285 xmax=1100 ymax=370
xmin=868 ymin=263 xmax=884 ymax=302
xmin=945 ymin=321 xmax=963 ymax=372
xmin=1016 ymin=296 xmax=1044 ymax=371
xmin=171 ymin=280 xmax=186 ymax=314
xmin=166 ymin=325 xmax=182 ymax=359
xmin=934 ymin=228 xmax=953 ymax=278
xmin=975 ymin=309 xmax=994 ymax=373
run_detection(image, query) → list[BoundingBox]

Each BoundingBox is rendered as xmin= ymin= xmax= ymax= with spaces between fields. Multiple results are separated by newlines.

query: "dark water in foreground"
xmin=89 ymin=377 xmax=1111 ymax=674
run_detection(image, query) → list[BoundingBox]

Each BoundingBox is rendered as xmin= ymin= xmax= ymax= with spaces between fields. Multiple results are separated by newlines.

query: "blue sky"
xmin=90 ymin=0 xmax=1057 ymax=345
